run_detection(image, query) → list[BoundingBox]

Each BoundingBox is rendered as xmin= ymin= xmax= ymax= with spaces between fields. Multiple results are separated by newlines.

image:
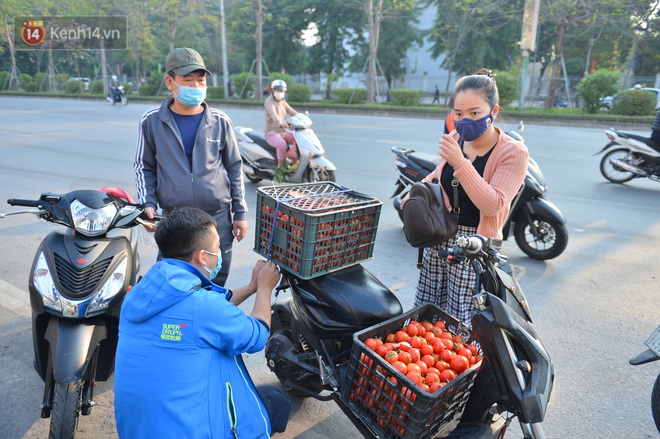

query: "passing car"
xmin=601 ymin=87 xmax=660 ymax=110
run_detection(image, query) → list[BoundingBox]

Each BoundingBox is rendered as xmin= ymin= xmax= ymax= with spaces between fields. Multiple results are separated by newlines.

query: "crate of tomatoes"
xmin=340 ymin=303 xmax=481 ymax=439
xmin=255 ymin=182 xmax=381 ymax=279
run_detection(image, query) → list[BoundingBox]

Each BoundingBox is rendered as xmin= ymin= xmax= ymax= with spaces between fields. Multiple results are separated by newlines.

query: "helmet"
xmin=112 ymin=75 xmax=117 ymax=81
xmin=271 ymin=79 xmax=287 ymax=92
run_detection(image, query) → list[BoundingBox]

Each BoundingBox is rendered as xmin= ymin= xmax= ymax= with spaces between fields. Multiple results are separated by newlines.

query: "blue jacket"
xmin=114 ymin=259 xmax=272 ymax=438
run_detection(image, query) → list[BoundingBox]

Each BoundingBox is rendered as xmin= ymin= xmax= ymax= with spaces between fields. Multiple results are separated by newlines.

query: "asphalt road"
xmin=0 ymin=96 xmax=658 ymax=438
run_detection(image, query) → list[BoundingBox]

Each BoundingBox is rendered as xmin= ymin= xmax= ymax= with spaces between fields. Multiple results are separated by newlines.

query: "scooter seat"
xmin=616 ymin=130 xmax=660 ymax=152
xmin=289 ymin=264 xmax=403 ymax=331
xmin=408 ymin=151 xmax=440 ymax=172
xmin=245 ymin=131 xmax=279 ymax=155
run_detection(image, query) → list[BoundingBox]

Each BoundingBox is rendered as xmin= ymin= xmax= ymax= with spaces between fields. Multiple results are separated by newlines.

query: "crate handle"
xmin=266 ymin=189 xmax=353 ymax=261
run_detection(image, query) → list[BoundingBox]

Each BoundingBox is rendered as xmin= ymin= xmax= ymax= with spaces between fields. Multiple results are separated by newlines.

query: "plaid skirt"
xmin=414 ymin=225 xmax=478 ymax=325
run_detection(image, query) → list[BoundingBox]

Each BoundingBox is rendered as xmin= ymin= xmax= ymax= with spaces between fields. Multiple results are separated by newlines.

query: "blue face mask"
xmin=454 ymin=113 xmax=494 ymax=142
xmin=174 ymin=83 xmax=207 ymax=107
xmin=201 ymin=249 xmax=222 ymax=279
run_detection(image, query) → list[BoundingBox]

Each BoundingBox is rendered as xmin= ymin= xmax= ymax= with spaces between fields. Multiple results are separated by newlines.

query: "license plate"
xmin=645 ymin=325 xmax=660 ymax=357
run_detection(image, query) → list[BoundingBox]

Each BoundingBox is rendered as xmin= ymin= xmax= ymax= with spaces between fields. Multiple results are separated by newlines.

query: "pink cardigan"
xmin=422 ymin=127 xmax=529 ymax=239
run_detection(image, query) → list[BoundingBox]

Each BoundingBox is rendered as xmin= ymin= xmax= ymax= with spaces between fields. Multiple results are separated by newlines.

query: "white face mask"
xmin=274 ymin=91 xmax=285 ymax=101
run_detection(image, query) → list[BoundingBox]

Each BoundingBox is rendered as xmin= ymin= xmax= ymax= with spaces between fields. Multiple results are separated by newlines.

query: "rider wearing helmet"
xmin=264 ymin=79 xmax=299 ymax=173
xmin=108 ymin=74 xmax=121 ymax=102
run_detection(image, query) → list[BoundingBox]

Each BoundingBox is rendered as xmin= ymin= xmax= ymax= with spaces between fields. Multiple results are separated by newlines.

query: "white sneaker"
xmin=106 ymin=97 xmax=112 ymax=103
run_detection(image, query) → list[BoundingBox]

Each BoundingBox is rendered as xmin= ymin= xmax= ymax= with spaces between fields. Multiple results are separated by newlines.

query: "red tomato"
xmin=421 ymin=354 xmax=436 ymax=368
xmin=431 ymin=327 xmax=443 ymax=336
xmin=409 ymin=336 xmax=422 ymax=349
xmin=391 ymin=360 xmax=407 ymax=375
xmin=420 ymin=344 xmax=434 ymax=356
xmin=365 ymin=338 xmax=379 ymax=351
xmin=376 ymin=344 xmax=389 ymax=358
xmin=385 ymin=333 xmax=397 ymax=343
xmin=416 ymin=325 xmax=427 ymax=337
xmin=440 ymin=349 xmax=456 ymax=363
xmin=405 ymin=324 xmax=419 ymax=337
xmin=406 ymin=371 xmax=423 ymax=386
xmin=408 ymin=348 xmax=420 ymax=364
xmin=440 ymin=339 xmax=454 ymax=350
xmin=382 ymin=342 xmax=395 ymax=352
xmin=432 ymin=341 xmax=445 ymax=355
xmin=440 ymin=369 xmax=457 ymax=382
xmin=406 ymin=362 xmax=422 ymax=375
xmin=434 ymin=320 xmax=446 ymax=331
xmin=421 ymin=321 xmax=434 ymax=332
xmin=415 ymin=360 xmax=428 ymax=375
xmin=385 ymin=350 xmax=399 ymax=364
xmin=457 ymin=347 xmax=472 ymax=359
xmin=450 ymin=355 xmax=470 ymax=374
xmin=395 ymin=331 xmax=410 ymax=343
xmin=467 ymin=344 xmax=479 ymax=357
xmin=424 ymin=372 xmax=440 ymax=385
xmin=453 ymin=334 xmax=466 ymax=344
xmin=429 ymin=382 xmax=441 ymax=392
xmin=398 ymin=351 xmax=413 ymax=365
xmin=424 ymin=332 xmax=437 ymax=344
xmin=427 ymin=366 xmax=441 ymax=377
xmin=434 ymin=360 xmax=450 ymax=372
xmin=440 ymin=332 xmax=453 ymax=340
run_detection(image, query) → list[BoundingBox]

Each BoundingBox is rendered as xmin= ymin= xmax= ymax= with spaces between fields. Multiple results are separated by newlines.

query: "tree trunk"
xmin=544 ymin=20 xmax=566 ymax=109
xmin=365 ymin=0 xmax=383 ymax=104
xmin=254 ymin=0 xmax=263 ymax=98
xmin=3 ymin=14 xmax=19 ymax=90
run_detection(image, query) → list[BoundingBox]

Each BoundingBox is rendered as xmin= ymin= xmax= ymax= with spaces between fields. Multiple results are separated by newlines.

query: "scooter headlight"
xmin=70 ymin=199 xmax=117 ymax=236
xmin=33 ymin=252 xmax=62 ymax=312
xmin=87 ymin=257 xmax=127 ymax=314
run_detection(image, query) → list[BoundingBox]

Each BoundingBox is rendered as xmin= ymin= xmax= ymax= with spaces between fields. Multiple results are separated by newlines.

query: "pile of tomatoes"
xmin=348 ymin=319 xmax=482 ymax=437
xmin=363 ymin=319 xmax=481 ymax=392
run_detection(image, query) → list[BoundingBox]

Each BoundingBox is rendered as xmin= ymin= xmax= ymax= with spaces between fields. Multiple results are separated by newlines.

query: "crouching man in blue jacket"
xmin=114 ymin=207 xmax=290 ymax=438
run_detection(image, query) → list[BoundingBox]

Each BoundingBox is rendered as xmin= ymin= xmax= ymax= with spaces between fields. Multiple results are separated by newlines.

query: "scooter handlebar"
xmin=7 ymin=198 xmax=40 ymax=207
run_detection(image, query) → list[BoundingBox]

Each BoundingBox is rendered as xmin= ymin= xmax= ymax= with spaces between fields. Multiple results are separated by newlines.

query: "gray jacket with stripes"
xmin=134 ymin=97 xmax=247 ymax=221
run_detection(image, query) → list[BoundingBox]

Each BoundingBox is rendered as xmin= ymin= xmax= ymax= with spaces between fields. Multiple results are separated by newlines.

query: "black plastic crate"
xmin=340 ymin=304 xmax=480 ymax=439
xmin=255 ymin=182 xmax=382 ymax=279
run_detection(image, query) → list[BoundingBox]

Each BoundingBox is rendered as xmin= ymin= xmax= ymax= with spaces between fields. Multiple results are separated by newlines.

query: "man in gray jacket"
xmin=134 ymin=47 xmax=247 ymax=286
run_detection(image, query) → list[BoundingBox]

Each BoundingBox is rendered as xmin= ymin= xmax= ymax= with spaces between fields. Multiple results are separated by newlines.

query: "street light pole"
xmin=219 ymin=0 xmax=229 ymax=99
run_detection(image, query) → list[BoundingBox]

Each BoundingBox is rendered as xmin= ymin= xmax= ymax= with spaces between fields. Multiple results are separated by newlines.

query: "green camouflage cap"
xmin=165 ymin=48 xmax=211 ymax=76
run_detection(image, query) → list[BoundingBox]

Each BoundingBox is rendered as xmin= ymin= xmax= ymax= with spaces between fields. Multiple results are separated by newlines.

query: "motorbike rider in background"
xmin=264 ymin=80 xmax=300 ymax=175
xmin=108 ymin=75 xmax=121 ymax=102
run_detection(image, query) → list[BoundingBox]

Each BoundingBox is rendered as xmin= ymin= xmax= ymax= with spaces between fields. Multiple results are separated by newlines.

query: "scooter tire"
xmin=49 ymin=380 xmax=81 ymax=439
xmin=599 ymin=148 xmax=636 ymax=183
xmin=245 ymin=174 xmax=264 ymax=184
xmin=304 ymin=168 xmax=336 ymax=183
xmin=652 ymin=373 xmax=660 ymax=433
xmin=120 ymin=95 xmax=128 ymax=106
xmin=514 ymin=216 xmax=568 ymax=260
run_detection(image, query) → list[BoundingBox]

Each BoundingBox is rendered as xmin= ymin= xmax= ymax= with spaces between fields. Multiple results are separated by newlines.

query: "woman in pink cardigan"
xmin=405 ymin=72 xmax=528 ymax=324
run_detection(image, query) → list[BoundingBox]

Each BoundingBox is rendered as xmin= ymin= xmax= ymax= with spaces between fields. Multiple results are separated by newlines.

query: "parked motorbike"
xmin=107 ymin=85 xmax=128 ymax=105
xmin=596 ymin=128 xmax=660 ymax=184
xmin=390 ymin=129 xmax=568 ymax=260
xmin=265 ymin=234 xmax=554 ymax=438
xmin=629 ymin=325 xmax=660 ymax=433
xmin=234 ymin=112 xmax=337 ymax=183
xmin=0 ymin=188 xmax=154 ymax=438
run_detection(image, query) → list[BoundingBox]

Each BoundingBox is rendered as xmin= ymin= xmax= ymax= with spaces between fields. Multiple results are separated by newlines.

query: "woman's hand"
xmin=438 ymin=130 xmax=466 ymax=169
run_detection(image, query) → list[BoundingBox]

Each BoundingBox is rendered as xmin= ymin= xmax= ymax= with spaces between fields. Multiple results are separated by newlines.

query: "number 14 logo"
xmin=22 ymin=20 xmax=45 ymax=46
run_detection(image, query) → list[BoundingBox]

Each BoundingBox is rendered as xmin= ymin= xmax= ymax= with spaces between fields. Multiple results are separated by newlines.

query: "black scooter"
xmin=390 ymin=131 xmax=568 ymax=260
xmin=1 ymin=188 xmax=153 ymax=439
xmin=629 ymin=325 xmax=660 ymax=433
xmin=265 ymin=234 xmax=554 ymax=438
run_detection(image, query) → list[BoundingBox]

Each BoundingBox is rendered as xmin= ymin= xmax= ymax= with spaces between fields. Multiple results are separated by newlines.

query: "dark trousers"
xmin=257 ymin=385 xmax=291 ymax=434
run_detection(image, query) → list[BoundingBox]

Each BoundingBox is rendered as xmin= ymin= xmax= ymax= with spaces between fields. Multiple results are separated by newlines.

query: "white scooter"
xmin=234 ymin=113 xmax=337 ymax=183
xmin=596 ymin=128 xmax=660 ymax=183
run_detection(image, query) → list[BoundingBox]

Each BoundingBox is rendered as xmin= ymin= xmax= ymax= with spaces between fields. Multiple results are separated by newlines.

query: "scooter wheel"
xmin=245 ymin=174 xmax=263 ymax=184
xmin=514 ymin=216 xmax=568 ymax=260
xmin=652 ymin=373 xmax=660 ymax=433
xmin=49 ymin=381 xmax=82 ymax=438
xmin=304 ymin=168 xmax=335 ymax=183
xmin=599 ymin=148 xmax=636 ymax=183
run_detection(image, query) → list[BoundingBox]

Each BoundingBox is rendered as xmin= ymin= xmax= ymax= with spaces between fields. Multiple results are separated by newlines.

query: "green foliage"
xmin=20 ymin=73 xmax=33 ymax=86
xmin=287 ymin=83 xmax=311 ymax=103
xmin=268 ymin=72 xmax=295 ymax=87
xmin=63 ymin=80 xmax=84 ymax=94
xmin=493 ymin=71 xmax=518 ymax=107
xmin=390 ymin=89 xmax=423 ymax=106
xmin=575 ymin=69 xmax=621 ymax=113
xmin=138 ymin=71 xmax=165 ymax=96
xmin=333 ymin=88 xmax=366 ymax=104
xmin=612 ymin=90 xmax=657 ymax=116
xmin=25 ymin=82 xmax=38 ymax=93
xmin=231 ymin=72 xmax=255 ymax=99
xmin=121 ymin=82 xmax=134 ymax=95
xmin=90 ymin=80 xmax=104 ymax=94
xmin=0 ymin=71 xmax=9 ymax=89
xmin=207 ymin=86 xmax=226 ymax=99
